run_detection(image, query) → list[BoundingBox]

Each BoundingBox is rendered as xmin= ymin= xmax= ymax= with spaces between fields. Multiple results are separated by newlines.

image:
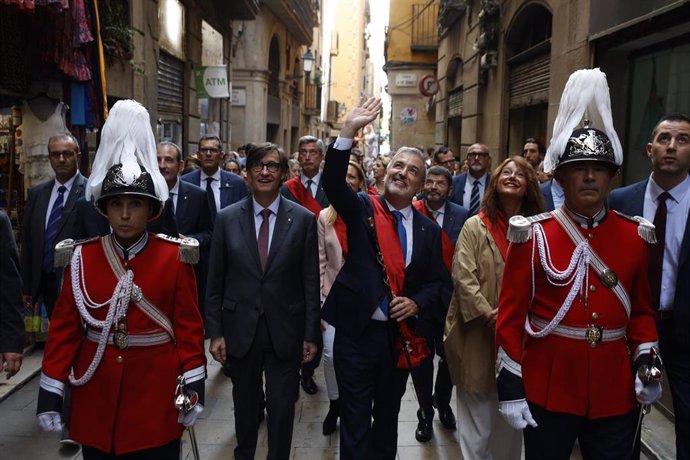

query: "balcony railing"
xmin=304 ymin=83 xmax=321 ymax=114
xmin=411 ymin=2 xmax=439 ymax=50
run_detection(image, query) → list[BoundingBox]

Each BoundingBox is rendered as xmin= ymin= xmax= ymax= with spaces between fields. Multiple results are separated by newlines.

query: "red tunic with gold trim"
xmin=495 ymin=210 xmax=658 ymax=419
xmin=39 ymin=234 xmax=206 ymax=454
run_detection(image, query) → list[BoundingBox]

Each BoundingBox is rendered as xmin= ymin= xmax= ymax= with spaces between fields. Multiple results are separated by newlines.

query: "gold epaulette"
xmin=611 ymin=211 xmax=656 ymax=244
xmin=54 ymin=236 xmax=100 ymax=268
xmin=155 ymin=233 xmax=200 ymax=264
xmin=507 ymin=212 xmax=553 ymax=243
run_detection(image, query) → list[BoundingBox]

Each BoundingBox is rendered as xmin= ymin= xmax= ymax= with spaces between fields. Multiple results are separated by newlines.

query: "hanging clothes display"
xmin=18 ymin=99 xmax=68 ymax=191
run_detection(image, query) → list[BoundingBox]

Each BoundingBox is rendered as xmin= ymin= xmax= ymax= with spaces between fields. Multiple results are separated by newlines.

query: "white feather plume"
xmin=86 ymin=100 xmax=169 ymax=203
xmin=544 ymin=68 xmax=623 ymax=173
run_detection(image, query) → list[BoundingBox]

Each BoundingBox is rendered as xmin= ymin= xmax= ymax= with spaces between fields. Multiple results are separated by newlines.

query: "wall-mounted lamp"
xmin=302 ymin=49 xmax=315 ymax=80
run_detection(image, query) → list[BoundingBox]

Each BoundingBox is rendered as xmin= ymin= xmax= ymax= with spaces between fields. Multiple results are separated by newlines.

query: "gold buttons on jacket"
xmin=590 ymin=285 xmax=597 ymax=292
xmin=115 ymin=356 xmax=123 ymax=364
xmin=591 ymin=312 xmax=599 ymax=320
xmin=588 ymin=233 xmax=594 ymax=239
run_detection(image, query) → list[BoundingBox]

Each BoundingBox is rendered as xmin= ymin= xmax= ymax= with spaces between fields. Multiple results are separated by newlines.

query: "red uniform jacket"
xmin=496 ymin=212 xmax=657 ymax=419
xmin=41 ymin=235 xmax=206 ymax=454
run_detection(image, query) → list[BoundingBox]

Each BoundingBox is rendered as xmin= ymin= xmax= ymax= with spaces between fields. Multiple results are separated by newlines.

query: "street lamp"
xmin=302 ymin=49 xmax=315 ymax=81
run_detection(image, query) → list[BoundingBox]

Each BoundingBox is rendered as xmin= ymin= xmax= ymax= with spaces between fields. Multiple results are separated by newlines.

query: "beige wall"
xmin=434 ymin=0 xmax=591 ymax=163
xmin=387 ymin=0 xmax=437 ymax=65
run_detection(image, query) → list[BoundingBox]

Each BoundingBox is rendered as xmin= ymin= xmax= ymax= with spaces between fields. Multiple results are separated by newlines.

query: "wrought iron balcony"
xmin=411 ymin=2 xmax=439 ymax=51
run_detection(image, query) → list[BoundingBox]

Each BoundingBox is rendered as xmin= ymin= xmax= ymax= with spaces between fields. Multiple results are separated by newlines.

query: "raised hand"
xmin=341 ymin=97 xmax=383 ymax=139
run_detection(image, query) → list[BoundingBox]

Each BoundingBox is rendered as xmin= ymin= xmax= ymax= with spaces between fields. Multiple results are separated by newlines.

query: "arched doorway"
xmin=266 ymin=35 xmax=281 ymax=144
xmin=505 ymin=3 xmax=552 ymax=156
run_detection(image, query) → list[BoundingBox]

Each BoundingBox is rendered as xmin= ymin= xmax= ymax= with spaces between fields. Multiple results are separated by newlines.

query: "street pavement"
xmin=0 ymin=343 xmax=664 ymax=459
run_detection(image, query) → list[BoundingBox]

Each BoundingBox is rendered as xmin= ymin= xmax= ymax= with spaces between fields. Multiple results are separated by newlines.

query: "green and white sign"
xmin=194 ymin=66 xmax=230 ymax=98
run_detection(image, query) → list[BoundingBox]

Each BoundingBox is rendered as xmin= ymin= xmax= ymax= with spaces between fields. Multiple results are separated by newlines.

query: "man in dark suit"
xmin=411 ymin=165 xmax=468 ymax=442
xmin=449 ymin=143 xmax=491 ymax=215
xmin=609 ymin=113 xmax=690 ymax=459
xmin=1 ymin=211 xmax=23 ymax=380
xmin=281 ymin=135 xmax=328 ymax=395
xmin=21 ymin=133 xmax=86 ymax=318
xmin=322 ymin=98 xmax=447 ymax=459
xmin=206 ymin=143 xmax=320 ymax=460
xmin=540 ymin=177 xmax=564 ymax=212
xmin=181 ymin=135 xmax=248 ymax=223
xmin=157 ymin=141 xmax=212 ymax=317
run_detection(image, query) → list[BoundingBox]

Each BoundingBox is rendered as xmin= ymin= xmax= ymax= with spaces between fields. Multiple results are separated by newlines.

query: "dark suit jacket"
xmin=0 ymin=212 xmax=24 ymax=353
xmin=205 ymin=195 xmax=321 ymax=361
xmin=321 ymin=144 xmax=446 ymax=340
xmin=174 ymin=180 xmax=213 ymax=248
xmin=609 ymin=179 xmax=690 ymax=347
xmin=541 ymin=179 xmax=556 ymax=211
xmin=280 ymin=177 xmax=329 ymax=208
xmin=75 ymin=197 xmax=179 ymax=239
xmin=180 ymin=169 xmax=248 ymax=211
xmin=21 ymin=173 xmax=86 ymax=300
xmin=442 ymin=200 xmax=470 ymax=246
xmin=449 ymin=171 xmax=491 ymax=209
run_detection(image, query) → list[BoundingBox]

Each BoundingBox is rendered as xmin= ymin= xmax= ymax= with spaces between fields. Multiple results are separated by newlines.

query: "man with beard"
xmin=322 ymin=98 xmax=447 ymax=459
xmin=449 ymin=143 xmax=491 ymax=215
xmin=410 ymin=165 xmax=468 ymax=441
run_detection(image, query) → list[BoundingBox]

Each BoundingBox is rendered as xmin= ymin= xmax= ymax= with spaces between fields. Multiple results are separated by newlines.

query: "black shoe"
xmin=300 ymin=373 xmax=318 ymax=395
xmin=322 ymin=399 xmax=339 ymax=435
xmin=415 ymin=409 xmax=433 ymax=442
xmin=432 ymin=394 xmax=457 ymax=430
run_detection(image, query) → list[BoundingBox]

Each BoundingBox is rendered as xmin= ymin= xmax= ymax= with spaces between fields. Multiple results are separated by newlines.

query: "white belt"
xmin=86 ymin=329 xmax=171 ymax=347
xmin=530 ymin=316 xmax=626 ymax=347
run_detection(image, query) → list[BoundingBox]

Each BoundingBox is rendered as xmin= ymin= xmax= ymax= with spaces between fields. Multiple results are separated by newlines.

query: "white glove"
xmin=177 ymin=403 xmax=204 ymax=427
xmin=635 ymin=374 xmax=662 ymax=405
xmin=499 ymin=399 xmax=538 ymax=430
xmin=37 ymin=411 xmax=63 ymax=432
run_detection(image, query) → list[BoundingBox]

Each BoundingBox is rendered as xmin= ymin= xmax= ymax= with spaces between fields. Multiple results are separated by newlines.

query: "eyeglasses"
xmin=48 ymin=150 xmax=76 ymax=159
xmin=467 ymin=152 xmax=489 ymax=159
xmin=250 ymin=162 xmax=281 ymax=173
xmin=438 ymin=159 xmax=455 ymax=166
xmin=199 ymin=147 xmax=220 ymax=155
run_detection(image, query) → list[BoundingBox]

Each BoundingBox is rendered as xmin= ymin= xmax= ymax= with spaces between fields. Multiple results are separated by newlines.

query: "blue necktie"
xmin=392 ymin=210 xmax=407 ymax=263
xmin=43 ymin=185 xmax=67 ymax=272
xmin=380 ymin=211 xmax=408 ymax=317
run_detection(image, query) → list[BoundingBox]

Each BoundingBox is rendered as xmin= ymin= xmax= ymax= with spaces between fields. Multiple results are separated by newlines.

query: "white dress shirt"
xmin=643 ymin=174 xmax=690 ymax=311
xmin=300 ymin=172 xmax=322 ymax=197
xmin=428 ymin=201 xmax=446 ymax=227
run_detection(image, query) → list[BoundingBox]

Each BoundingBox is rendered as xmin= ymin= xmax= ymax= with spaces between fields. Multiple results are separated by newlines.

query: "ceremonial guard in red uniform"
xmin=495 ymin=69 xmax=662 ymax=459
xmin=36 ymin=100 xmax=206 ymax=458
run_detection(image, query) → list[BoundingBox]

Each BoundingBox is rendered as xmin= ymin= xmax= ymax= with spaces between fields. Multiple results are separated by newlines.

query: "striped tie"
xmin=43 ymin=185 xmax=67 ymax=272
xmin=468 ymin=180 xmax=480 ymax=216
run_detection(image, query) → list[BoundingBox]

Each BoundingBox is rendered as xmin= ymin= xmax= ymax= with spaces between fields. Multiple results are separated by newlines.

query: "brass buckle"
xmin=585 ymin=325 xmax=603 ymax=348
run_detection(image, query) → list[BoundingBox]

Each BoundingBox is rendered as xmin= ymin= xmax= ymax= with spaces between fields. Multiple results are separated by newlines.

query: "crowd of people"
xmin=0 ymin=68 xmax=688 ymax=460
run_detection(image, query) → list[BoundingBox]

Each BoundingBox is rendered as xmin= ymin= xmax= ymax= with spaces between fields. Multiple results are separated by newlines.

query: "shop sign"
xmin=232 ymin=88 xmax=246 ymax=106
xmin=395 ymin=73 xmax=416 ymax=87
xmin=194 ymin=66 xmax=230 ymax=98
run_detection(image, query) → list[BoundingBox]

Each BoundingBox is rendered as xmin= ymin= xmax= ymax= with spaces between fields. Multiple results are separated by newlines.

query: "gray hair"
xmin=157 ymin=141 xmax=183 ymax=162
xmin=298 ymin=135 xmax=324 ymax=154
xmin=48 ymin=132 xmax=80 ymax=152
xmin=390 ymin=146 xmax=427 ymax=182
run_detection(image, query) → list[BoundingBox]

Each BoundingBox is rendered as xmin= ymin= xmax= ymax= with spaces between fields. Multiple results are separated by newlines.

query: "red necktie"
xmin=258 ymin=208 xmax=271 ymax=271
xmin=648 ymin=191 xmax=670 ymax=309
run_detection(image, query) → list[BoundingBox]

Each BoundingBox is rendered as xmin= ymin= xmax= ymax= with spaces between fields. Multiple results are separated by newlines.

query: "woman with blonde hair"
xmin=370 ymin=156 xmax=389 ymax=194
xmin=318 ymin=160 xmax=368 ymax=436
xmin=444 ymin=155 xmax=543 ymax=459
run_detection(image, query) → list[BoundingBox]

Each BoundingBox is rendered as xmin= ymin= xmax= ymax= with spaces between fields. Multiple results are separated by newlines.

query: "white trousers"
xmin=322 ymin=322 xmax=339 ymax=400
xmin=456 ymin=390 xmax=523 ymax=460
